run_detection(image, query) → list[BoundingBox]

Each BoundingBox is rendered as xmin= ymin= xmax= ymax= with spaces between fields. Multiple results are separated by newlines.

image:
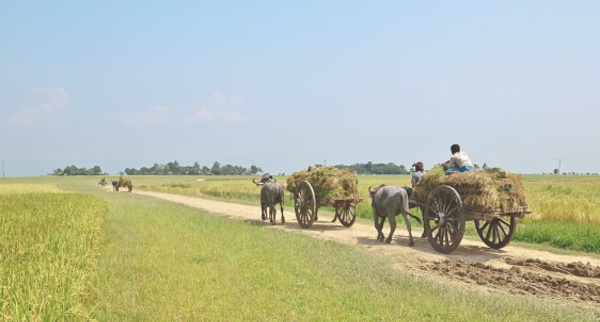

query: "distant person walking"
xmin=445 ymin=144 xmax=475 ymax=175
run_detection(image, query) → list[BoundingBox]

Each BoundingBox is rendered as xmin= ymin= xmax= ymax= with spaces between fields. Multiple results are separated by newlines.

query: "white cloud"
xmin=119 ymin=106 xmax=170 ymax=126
xmin=9 ymin=87 xmax=70 ymax=127
xmin=186 ymin=92 xmax=248 ymax=124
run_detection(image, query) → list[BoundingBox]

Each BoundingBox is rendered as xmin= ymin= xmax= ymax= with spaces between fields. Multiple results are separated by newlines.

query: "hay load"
xmin=286 ymin=166 xmax=358 ymax=201
xmin=414 ymin=165 xmax=527 ymax=213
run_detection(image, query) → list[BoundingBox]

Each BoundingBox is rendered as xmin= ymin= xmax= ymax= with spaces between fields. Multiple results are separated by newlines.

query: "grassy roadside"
xmin=89 ymin=191 xmax=597 ymax=320
xmin=64 ymin=180 xmax=595 ymax=321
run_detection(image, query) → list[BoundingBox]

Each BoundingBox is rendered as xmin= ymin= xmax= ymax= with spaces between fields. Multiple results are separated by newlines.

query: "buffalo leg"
xmin=403 ymin=213 xmax=415 ymax=246
xmin=280 ymin=202 xmax=285 ymax=225
xmin=261 ymin=203 xmax=267 ymax=221
xmin=377 ymin=217 xmax=387 ymax=242
xmin=374 ymin=209 xmax=385 ymax=241
xmin=270 ymin=205 xmax=276 ymax=225
xmin=419 ymin=206 xmax=426 ymax=238
xmin=386 ymin=216 xmax=396 ymax=244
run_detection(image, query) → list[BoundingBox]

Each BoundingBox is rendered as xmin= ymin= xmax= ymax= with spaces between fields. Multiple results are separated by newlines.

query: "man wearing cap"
xmin=411 ymin=162 xmax=425 ymax=187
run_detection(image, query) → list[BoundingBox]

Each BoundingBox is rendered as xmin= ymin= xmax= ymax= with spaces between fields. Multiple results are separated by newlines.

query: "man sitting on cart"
xmin=444 ymin=144 xmax=475 ymax=175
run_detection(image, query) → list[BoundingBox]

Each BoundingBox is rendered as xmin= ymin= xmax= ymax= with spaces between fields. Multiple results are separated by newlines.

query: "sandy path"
xmin=131 ymin=189 xmax=600 ymax=306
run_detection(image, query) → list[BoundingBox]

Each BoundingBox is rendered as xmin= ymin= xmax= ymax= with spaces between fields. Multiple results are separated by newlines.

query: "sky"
xmin=1 ymin=1 xmax=599 ymax=177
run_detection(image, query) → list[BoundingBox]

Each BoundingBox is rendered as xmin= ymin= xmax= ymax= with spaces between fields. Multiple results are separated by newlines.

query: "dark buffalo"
xmin=369 ymin=184 xmax=422 ymax=246
xmin=253 ymin=176 xmax=285 ymax=225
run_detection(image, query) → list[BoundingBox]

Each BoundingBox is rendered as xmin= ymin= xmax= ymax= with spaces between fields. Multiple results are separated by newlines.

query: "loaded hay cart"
xmin=287 ymin=166 xmax=363 ymax=229
xmin=411 ymin=166 xmax=530 ymax=254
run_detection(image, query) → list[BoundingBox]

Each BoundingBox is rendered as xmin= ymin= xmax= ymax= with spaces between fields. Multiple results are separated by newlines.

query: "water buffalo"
xmin=253 ymin=177 xmax=285 ymax=225
xmin=369 ymin=184 xmax=422 ymax=246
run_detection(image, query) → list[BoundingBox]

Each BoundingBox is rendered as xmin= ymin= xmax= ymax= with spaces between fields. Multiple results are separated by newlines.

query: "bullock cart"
xmin=287 ymin=166 xmax=362 ymax=229
xmin=293 ymin=181 xmax=362 ymax=228
xmin=411 ymin=167 xmax=530 ymax=254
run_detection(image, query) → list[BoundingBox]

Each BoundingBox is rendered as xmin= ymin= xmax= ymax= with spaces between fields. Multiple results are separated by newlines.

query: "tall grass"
xmin=136 ymin=175 xmax=264 ymax=202
xmin=525 ymin=178 xmax=600 ymax=223
xmin=0 ymin=191 xmax=106 ymax=320
xmin=0 ymin=183 xmax=62 ymax=194
xmin=515 ymin=218 xmax=600 ymax=252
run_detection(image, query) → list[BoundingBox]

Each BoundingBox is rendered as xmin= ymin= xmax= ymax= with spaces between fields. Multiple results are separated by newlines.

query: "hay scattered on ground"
xmin=414 ymin=165 xmax=527 ymax=213
xmin=286 ymin=166 xmax=358 ymax=201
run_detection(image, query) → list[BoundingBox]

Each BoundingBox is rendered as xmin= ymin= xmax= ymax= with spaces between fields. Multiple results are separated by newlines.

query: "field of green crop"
xmin=0 ymin=186 xmax=106 ymax=320
xmin=1 ymin=176 xmax=599 ymax=320
xmin=524 ymin=175 xmax=600 ymax=222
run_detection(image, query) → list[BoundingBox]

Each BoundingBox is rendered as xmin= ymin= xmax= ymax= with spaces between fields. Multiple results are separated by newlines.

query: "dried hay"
xmin=119 ymin=175 xmax=132 ymax=187
xmin=286 ymin=166 xmax=358 ymax=201
xmin=414 ymin=165 xmax=527 ymax=213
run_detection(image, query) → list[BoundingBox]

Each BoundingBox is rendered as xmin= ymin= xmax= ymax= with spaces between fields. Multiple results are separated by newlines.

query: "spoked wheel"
xmin=337 ymin=203 xmax=357 ymax=227
xmin=475 ymin=216 xmax=517 ymax=249
xmin=423 ymin=185 xmax=466 ymax=254
xmin=295 ymin=181 xmax=316 ymax=228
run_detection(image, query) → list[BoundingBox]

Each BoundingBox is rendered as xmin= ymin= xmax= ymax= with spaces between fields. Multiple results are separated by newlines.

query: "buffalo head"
xmin=252 ymin=175 xmax=276 ymax=186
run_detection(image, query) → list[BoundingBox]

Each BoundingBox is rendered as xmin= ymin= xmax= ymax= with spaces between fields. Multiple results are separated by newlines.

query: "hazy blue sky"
xmin=1 ymin=1 xmax=599 ymax=176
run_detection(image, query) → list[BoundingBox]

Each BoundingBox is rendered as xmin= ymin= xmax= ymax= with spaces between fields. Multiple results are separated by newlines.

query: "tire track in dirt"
xmin=126 ymin=189 xmax=600 ymax=307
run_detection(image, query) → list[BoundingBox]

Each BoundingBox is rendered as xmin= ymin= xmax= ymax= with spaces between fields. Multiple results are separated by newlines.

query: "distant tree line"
xmin=124 ymin=161 xmax=263 ymax=176
xmin=332 ymin=162 xmax=410 ymax=175
xmin=49 ymin=165 xmax=106 ymax=176
xmin=48 ymin=161 xmax=411 ymax=176
xmin=47 ymin=161 xmax=263 ymax=176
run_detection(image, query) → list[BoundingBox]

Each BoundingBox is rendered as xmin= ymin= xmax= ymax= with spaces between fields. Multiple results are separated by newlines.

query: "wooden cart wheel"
xmin=295 ymin=181 xmax=316 ymax=228
xmin=475 ymin=216 xmax=517 ymax=249
xmin=423 ymin=185 xmax=466 ymax=254
xmin=337 ymin=203 xmax=357 ymax=227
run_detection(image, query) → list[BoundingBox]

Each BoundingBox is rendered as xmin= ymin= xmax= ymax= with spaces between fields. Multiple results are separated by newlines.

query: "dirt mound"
xmin=421 ymin=259 xmax=600 ymax=303
xmin=504 ymin=258 xmax=600 ymax=278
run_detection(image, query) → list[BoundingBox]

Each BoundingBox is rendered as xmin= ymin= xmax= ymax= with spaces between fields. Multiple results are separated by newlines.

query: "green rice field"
xmin=0 ymin=175 xmax=598 ymax=320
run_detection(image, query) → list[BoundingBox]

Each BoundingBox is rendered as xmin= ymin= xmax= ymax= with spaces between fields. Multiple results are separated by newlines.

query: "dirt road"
xmin=132 ymin=190 xmax=600 ymax=307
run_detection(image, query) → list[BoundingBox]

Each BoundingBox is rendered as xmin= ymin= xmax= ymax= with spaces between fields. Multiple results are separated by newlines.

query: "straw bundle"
xmin=286 ymin=166 xmax=358 ymax=201
xmin=414 ymin=165 xmax=527 ymax=213
xmin=118 ymin=175 xmax=132 ymax=187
